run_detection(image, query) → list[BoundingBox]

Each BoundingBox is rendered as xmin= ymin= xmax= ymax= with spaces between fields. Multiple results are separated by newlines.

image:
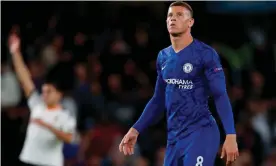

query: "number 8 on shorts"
xmin=195 ymin=156 xmax=204 ymax=166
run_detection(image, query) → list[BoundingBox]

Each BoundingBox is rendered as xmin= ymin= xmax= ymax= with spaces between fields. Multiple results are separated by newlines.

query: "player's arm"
xmin=48 ymin=128 xmax=75 ymax=144
xmin=9 ymin=34 xmax=35 ymax=98
xmin=203 ymin=49 xmax=236 ymax=135
xmin=50 ymin=114 xmax=76 ymax=143
xmin=204 ymin=48 xmax=239 ymax=165
xmin=33 ymin=114 xmax=77 ymax=143
xmin=46 ymin=125 xmax=74 ymax=144
xmin=132 ymin=52 xmax=166 ymax=134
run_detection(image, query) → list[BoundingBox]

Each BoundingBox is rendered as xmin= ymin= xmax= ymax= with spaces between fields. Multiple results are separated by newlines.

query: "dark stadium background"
xmin=1 ymin=1 xmax=276 ymax=166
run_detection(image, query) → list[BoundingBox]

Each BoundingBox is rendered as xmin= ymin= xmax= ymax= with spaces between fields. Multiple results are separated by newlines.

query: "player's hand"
xmin=8 ymin=33 xmax=20 ymax=54
xmin=221 ymin=134 xmax=239 ymax=165
xmin=119 ymin=127 xmax=139 ymax=156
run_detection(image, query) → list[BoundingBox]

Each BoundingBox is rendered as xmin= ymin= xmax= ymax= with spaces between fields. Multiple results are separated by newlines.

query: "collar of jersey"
xmin=46 ymin=105 xmax=62 ymax=111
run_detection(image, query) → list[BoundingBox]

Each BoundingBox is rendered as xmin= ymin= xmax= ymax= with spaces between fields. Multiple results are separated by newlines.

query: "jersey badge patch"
xmin=183 ymin=63 xmax=193 ymax=73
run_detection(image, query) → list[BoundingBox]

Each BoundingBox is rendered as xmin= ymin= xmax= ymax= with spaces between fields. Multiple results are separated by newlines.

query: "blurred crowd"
xmin=1 ymin=2 xmax=276 ymax=166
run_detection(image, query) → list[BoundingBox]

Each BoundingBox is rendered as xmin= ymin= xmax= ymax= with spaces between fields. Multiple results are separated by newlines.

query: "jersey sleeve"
xmin=59 ymin=113 xmax=77 ymax=134
xmin=203 ymin=49 xmax=236 ymax=134
xmin=132 ymin=52 xmax=166 ymax=133
xmin=27 ymin=91 xmax=43 ymax=111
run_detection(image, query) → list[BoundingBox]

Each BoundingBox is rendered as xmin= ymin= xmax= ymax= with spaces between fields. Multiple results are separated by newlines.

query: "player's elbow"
xmin=152 ymin=91 xmax=165 ymax=103
xmin=59 ymin=133 xmax=74 ymax=144
xmin=211 ymin=88 xmax=227 ymax=99
xmin=150 ymin=95 xmax=165 ymax=109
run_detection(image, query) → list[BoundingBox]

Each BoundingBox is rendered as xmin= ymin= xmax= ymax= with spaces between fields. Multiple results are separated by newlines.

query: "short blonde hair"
xmin=169 ymin=1 xmax=193 ymax=17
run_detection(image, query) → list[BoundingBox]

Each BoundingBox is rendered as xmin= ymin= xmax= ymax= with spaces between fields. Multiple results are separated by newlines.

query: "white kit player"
xmin=9 ymin=33 xmax=76 ymax=166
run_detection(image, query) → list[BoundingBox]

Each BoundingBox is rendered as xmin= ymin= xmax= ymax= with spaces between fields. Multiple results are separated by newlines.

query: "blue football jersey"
xmin=133 ymin=39 xmax=235 ymax=144
xmin=157 ymin=39 xmax=230 ymax=143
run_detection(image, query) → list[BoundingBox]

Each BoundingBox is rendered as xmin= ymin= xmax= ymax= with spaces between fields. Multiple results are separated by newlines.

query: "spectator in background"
xmin=262 ymin=149 xmax=276 ymax=166
xmin=73 ymin=62 xmax=104 ymax=126
xmin=232 ymin=150 xmax=253 ymax=166
xmin=101 ymin=135 xmax=142 ymax=166
xmin=62 ymin=95 xmax=77 ymax=117
xmin=104 ymin=136 xmax=128 ymax=166
xmin=134 ymin=156 xmax=150 ymax=166
xmin=110 ymin=30 xmax=130 ymax=56
xmin=249 ymin=99 xmax=274 ymax=155
xmin=79 ymin=114 xmax=124 ymax=160
xmin=248 ymin=71 xmax=265 ymax=99
xmin=155 ymin=147 xmax=166 ymax=166
xmin=106 ymin=74 xmax=123 ymax=102
xmin=89 ymin=81 xmax=105 ymax=114
xmin=1 ymin=62 xmax=22 ymax=109
xmin=72 ymin=32 xmax=88 ymax=62
xmin=75 ymin=63 xmax=90 ymax=92
xmin=86 ymin=155 xmax=102 ymax=166
xmin=41 ymin=34 xmax=64 ymax=69
xmin=236 ymin=118 xmax=264 ymax=165
xmin=88 ymin=57 xmax=103 ymax=82
xmin=229 ymin=86 xmax=245 ymax=121
xmin=212 ymin=41 xmax=254 ymax=86
xmin=28 ymin=59 xmax=45 ymax=90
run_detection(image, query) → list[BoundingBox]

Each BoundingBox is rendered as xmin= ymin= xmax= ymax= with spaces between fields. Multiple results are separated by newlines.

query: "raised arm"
xmin=132 ymin=52 xmax=166 ymax=133
xmin=9 ymin=34 xmax=35 ymax=98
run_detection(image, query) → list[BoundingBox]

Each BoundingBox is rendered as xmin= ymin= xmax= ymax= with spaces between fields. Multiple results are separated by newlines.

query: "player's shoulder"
xmin=159 ymin=45 xmax=172 ymax=54
xmin=193 ymin=39 xmax=217 ymax=54
xmin=58 ymin=110 xmax=76 ymax=124
xmin=58 ymin=109 xmax=74 ymax=119
xmin=193 ymin=39 xmax=219 ymax=61
xmin=157 ymin=46 xmax=172 ymax=64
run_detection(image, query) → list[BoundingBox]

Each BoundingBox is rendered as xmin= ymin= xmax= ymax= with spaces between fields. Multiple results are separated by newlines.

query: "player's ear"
xmin=189 ymin=18 xmax=194 ymax=28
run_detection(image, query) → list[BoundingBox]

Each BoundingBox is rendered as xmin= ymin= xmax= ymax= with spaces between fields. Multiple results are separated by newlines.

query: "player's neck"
xmin=46 ymin=104 xmax=62 ymax=111
xmin=171 ymin=33 xmax=193 ymax=53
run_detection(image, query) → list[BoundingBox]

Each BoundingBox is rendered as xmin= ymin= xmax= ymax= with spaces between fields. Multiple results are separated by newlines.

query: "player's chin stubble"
xmin=170 ymin=28 xmax=188 ymax=37
xmin=170 ymin=32 xmax=183 ymax=37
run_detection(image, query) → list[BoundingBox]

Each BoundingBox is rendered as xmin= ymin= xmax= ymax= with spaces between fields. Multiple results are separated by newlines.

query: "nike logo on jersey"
xmin=162 ymin=65 xmax=166 ymax=70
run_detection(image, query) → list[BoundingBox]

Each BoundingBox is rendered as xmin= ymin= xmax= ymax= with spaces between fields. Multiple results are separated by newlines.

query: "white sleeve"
xmin=27 ymin=91 xmax=43 ymax=111
xmin=60 ymin=113 xmax=77 ymax=134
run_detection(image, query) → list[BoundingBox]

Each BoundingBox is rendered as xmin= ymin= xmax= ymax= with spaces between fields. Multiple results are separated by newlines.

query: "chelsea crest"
xmin=183 ymin=63 xmax=193 ymax=73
